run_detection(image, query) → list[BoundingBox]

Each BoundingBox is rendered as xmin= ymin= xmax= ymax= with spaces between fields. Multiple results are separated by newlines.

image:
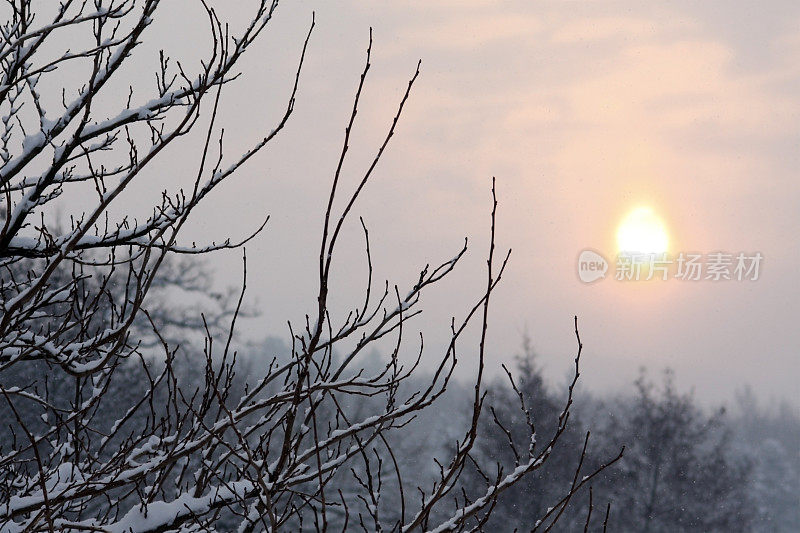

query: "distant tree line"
xmin=2 ymin=251 xmax=796 ymax=530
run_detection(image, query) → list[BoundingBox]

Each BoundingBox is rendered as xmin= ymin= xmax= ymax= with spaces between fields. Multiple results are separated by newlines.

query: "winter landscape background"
xmin=0 ymin=0 xmax=797 ymax=530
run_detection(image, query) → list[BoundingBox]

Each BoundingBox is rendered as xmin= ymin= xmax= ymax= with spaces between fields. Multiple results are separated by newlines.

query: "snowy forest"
xmin=0 ymin=1 xmax=797 ymax=531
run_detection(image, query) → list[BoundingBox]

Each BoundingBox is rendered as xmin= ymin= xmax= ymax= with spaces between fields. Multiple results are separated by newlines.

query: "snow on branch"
xmin=0 ymin=2 xmax=618 ymax=531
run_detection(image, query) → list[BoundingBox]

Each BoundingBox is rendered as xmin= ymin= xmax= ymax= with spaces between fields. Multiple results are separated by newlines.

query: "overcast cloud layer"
xmin=129 ymin=1 xmax=800 ymax=406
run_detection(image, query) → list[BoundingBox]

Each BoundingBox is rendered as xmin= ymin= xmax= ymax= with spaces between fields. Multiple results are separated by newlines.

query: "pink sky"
xmin=135 ymin=0 xmax=800 ymax=405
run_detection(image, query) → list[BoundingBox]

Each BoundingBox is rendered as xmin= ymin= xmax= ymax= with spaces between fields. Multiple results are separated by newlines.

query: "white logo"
xmin=577 ymin=249 xmax=608 ymax=283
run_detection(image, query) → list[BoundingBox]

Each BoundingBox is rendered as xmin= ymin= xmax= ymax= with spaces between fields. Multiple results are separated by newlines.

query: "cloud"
xmin=550 ymin=16 xmax=663 ymax=44
xmin=387 ymin=13 xmax=542 ymax=53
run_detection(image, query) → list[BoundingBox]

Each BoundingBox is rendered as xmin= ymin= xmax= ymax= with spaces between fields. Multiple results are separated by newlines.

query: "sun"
xmin=616 ymin=207 xmax=669 ymax=254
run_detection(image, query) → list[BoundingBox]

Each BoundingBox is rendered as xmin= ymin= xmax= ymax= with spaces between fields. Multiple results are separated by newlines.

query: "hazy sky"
xmin=127 ymin=1 xmax=800 ymax=406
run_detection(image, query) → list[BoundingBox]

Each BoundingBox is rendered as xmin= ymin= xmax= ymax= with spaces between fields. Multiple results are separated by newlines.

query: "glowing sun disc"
xmin=616 ymin=207 xmax=668 ymax=254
